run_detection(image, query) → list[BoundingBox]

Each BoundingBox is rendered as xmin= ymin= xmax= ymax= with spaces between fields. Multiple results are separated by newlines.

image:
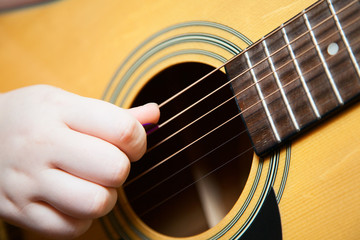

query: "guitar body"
xmin=1 ymin=0 xmax=359 ymax=239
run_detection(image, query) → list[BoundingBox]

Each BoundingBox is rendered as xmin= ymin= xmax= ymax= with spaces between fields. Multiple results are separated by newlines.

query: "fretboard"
xmin=225 ymin=0 xmax=360 ymax=156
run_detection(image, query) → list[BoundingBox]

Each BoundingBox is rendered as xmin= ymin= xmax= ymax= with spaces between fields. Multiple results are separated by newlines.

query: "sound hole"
xmin=125 ymin=62 xmax=253 ymax=237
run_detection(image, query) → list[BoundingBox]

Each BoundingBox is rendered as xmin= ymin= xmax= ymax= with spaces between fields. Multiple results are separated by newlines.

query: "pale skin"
xmin=0 ymin=85 xmax=160 ymax=239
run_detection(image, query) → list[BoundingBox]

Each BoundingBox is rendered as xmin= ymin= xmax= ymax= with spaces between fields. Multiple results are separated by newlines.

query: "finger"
xmin=127 ymin=102 xmax=160 ymax=124
xmin=38 ymin=169 xmax=117 ymax=219
xmin=19 ymin=201 xmax=92 ymax=239
xmin=51 ymin=127 xmax=130 ymax=187
xmin=60 ymin=94 xmax=147 ymax=161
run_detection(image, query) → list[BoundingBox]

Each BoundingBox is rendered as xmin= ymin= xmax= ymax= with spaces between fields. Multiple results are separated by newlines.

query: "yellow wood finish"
xmin=1 ymin=0 xmax=359 ymax=239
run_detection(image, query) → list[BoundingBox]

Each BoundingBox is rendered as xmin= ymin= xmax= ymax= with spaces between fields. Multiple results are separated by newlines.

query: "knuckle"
xmin=32 ymin=85 xmax=61 ymax=102
xmin=31 ymin=85 xmax=70 ymax=110
xmin=110 ymin=154 xmax=130 ymax=186
xmin=88 ymin=188 xmax=116 ymax=218
xmin=116 ymin=117 xmax=147 ymax=161
xmin=132 ymin=135 xmax=147 ymax=161
xmin=118 ymin=117 xmax=138 ymax=143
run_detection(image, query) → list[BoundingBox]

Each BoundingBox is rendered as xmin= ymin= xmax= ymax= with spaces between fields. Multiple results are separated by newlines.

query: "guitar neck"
xmin=226 ymin=0 xmax=360 ymax=156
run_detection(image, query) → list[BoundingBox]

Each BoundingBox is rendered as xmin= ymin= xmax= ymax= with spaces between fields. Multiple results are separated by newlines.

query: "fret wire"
xmin=303 ymin=12 xmax=344 ymax=105
xmin=281 ymin=24 xmax=321 ymax=119
xmin=244 ymin=51 xmax=281 ymax=142
xmin=262 ymin=39 xmax=300 ymax=131
xmin=158 ymin=0 xmax=357 ymax=114
xmin=327 ymin=0 xmax=360 ymax=78
xmin=157 ymin=0 xmax=357 ymax=131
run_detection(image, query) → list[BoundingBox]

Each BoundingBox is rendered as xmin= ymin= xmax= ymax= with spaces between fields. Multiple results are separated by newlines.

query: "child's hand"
xmin=0 ymin=85 xmax=160 ymax=239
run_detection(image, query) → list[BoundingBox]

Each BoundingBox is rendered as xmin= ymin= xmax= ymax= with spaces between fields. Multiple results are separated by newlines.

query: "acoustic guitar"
xmin=0 ymin=0 xmax=359 ymax=239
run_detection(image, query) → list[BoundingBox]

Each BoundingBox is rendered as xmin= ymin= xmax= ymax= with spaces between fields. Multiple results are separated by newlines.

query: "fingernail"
xmin=142 ymin=123 xmax=158 ymax=135
xmin=144 ymin=102 xmax=159 ymax=107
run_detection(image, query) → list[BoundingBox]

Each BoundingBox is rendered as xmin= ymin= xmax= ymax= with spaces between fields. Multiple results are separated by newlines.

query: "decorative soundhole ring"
xmin=101 ymin=21 xmax=290 ymax=239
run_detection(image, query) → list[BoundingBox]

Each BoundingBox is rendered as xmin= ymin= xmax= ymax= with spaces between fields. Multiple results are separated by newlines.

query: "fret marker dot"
xmin=327 ymin=42 xmax=339 ymax=56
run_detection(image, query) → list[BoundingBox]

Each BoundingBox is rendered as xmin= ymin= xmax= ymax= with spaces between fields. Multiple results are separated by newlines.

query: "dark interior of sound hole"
xmin=126 ymin=62 xmax=253 ymax=237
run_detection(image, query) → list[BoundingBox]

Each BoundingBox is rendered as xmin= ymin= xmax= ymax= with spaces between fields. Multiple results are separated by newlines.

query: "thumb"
xmin=127 ymin=103 xmax=160 ymax=125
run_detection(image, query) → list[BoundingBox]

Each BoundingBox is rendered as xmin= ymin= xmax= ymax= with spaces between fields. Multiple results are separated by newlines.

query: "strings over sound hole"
xmin=125 ymin=62 xmax=253 ymax=237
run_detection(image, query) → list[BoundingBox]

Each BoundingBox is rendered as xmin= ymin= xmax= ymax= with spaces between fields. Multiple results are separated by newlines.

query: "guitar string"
xmin=124 ymin=3 xmax=359 ymax=212
xmin=149 ymin=0 xmax=357 ymax=151
xmin=125 ymin=3 xmax=359 ymax=187
xmin=146 ymin=14 xmax=360 ymax=154
xmin=130 ymin=90 xmax=354 ymax=217
xmin=124 ymin=36 xmax=360 ymax=189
